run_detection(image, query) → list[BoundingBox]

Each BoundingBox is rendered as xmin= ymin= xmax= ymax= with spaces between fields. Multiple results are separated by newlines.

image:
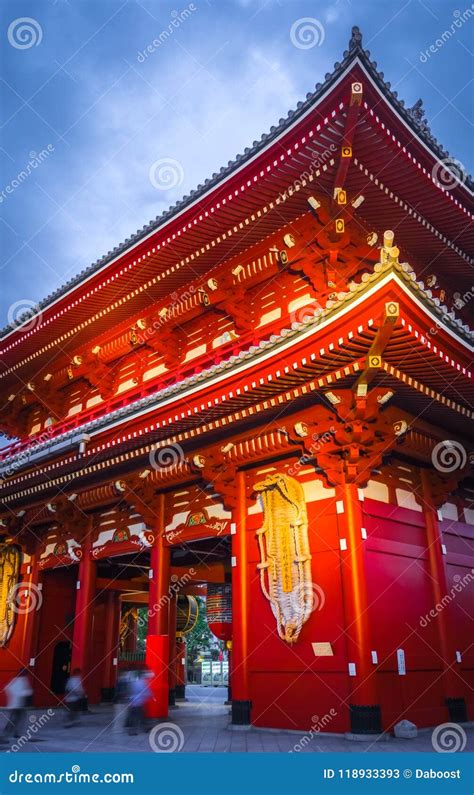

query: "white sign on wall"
xmin=397 ymin=649 xmax=406 ymax=676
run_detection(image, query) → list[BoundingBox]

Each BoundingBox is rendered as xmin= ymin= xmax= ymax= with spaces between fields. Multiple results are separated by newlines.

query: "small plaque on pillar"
xmin=29 ymin=658 xmax=35 ymax=667
xmin=397 ymin=649 xmax=406 ymax=675
xmin=371 ymin=651 xmax=378 ymax=664
xmin=348 ymin=663 xmax=356 ymax=677
xmin=312 ymin=642 xmax=333 ymax=657
xmin=455 ymin=651 xmax=462 ymax=663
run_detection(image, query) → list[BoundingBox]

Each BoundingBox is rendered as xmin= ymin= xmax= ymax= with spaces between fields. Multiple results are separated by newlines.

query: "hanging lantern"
xmin=176 ymin=595 xmax=198 ymax=636
xmin=207 ymin=584 xmax=232 ymax=642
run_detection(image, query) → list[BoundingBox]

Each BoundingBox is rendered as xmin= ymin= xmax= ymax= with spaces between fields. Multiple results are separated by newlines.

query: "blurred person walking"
xmin=127 ymin=671 xmax=151 ymax=735
xmin=113 ymin=670 xmax=132 ymax=733
xmin=64 ymin=668 xmax=85 ymax=727
xmin=0 ymin=669 xmax=33 ymax=742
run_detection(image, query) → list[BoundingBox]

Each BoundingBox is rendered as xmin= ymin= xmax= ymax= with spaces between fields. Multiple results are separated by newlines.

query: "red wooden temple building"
xmin=0 ymin=27 xmax=472 ymax=736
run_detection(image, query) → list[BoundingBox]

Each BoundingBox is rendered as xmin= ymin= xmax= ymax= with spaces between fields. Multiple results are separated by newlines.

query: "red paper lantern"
xmin=207 ymin=584 xmax=232 ymax=641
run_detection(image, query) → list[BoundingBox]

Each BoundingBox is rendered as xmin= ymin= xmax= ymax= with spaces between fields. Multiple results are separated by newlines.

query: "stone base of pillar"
xmin=101 ymin=687 xmax=115 ymax=703
xmin=231 ymin=699 xmax=252 ymax=725
xmin=175 ymin=685 xmax=185 ymax=700
xmin=168 ymin=688 xmax=176 ymax=706
xmin=349 ymin=704 xmax=382 ymax=734
xmin=446 ymin=697 xmax=467 ymax=723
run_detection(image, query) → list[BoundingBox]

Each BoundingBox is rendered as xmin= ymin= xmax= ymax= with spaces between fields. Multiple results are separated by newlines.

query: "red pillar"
xmin=231 ymin=470 xmax=251 ymax=724
xmin=168 ymin=595 xmax=177 ymax=705
xmin=101 ymin=591 xmax=120 ymax=701
xmin=145 ymin=493 xmax=170 ymax=719
xmin=175 ymin=636 xmax=186 ymax=699
xmin=420 ymin=470 xmax=466 ymax=719
xmin=70 ymin=523 xmax=96 ymax=690
xmin=337 ymin=480 xmax=380 ymax=734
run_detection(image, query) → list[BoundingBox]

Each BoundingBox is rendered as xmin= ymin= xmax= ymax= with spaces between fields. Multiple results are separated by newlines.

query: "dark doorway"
xmin=50 ymin=640 xmax=71 ymax=695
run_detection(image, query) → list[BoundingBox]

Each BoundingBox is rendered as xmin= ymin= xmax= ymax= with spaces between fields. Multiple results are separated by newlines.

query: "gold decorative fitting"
xmin=377 ymin=391 xmax=394 ymax=405
xmin=46 ymin=503 xmax=56 ymax=513
xmin=221 ymin=442 xmax=234 ymax=454
xmin=341 ymin=146 xmax=352 ymax=158
xmin=368 ymin=355 xmax=382 ymax=368
xmin=393 ymin=420 xmax=408 ymax=436
xmin=385 ymin=302 xmax=399 ymax=318
xmin=335 ymin=219 xmax=345 ymax=233
xmin=129 ymin=329 xmax=139 ymax=345
xmin=139 ymin=469 xmax=151 ymax=479
xmin=198 ymin=289 xmax=210 ymax=306
xmin=351 ymin=82 xmax=363 ymax=105
xmin=158 ymin=307 xmax=168 ymax=319
xmin=325 ymin=391 xmax=342 ymax=405
xmin=279 ymin=250 xmax=289 ymax=265
xmin=351 ymin=195 xmax=364 ymax=208
xmin=232 ymin=264 xmax=244 ymax=277
xmin=207 ymin=278 xmax=219 ymax=291
xmin=192 ymin=454 xmax=206 ymax=469
xmin=426 ymin=275 xmax=437 ymax=288
xmin=136 ymin=318 xmax=146 ymax=330
xmin=307 ymin=196 xmax=320 ymax=210
xmin=294 ymin=422 xmax=309 ymax=438
xmin=336 ymin=189 xmax=347 ymax=205
xmin=43 ymin=373 xmax=53 ymax=381
xmin=67 ymin=367 xmax=74 ymax=379
xmin=91 ymin=345 xmax=101 ymax=355
xmin=383 ymin=230 xmax=395 ymax=248
xmin=356 ymin=383 xmax=368 ymax=397
xmin=26 ymin=382 xmax=35 ymax=391
xmin=283 ymin=233 xmax=296 ymax=248
xmin=367 ymin=232 xmax=378 ymax=246
xmin=114 ymin=480 xmax=126 ymax=493
xmin=72 ymin=355 xmax=82 ymax=367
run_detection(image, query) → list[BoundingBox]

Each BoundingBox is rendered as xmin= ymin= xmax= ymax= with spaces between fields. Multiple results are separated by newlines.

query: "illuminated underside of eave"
xmin=1 ymin=269 xmax=472 ymax=505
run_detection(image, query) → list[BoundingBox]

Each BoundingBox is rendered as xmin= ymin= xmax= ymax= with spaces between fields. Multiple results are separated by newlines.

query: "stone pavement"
xmin=0 ymin=686 xmax=472 ymax=754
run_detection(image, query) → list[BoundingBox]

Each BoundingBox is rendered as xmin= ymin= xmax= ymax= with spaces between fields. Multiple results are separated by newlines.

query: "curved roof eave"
xmin=2 ymin=26 xmax=472 ymax=341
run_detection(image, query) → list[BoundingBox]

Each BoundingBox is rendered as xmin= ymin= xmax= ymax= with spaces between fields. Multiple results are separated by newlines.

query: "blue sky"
xmin=1 ymin=0 xmax=472 ymax=326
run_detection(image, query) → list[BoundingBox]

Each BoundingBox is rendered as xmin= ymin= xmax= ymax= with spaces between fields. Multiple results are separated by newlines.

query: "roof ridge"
xmin=2 ymin=25 xmax=472 ymax=339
